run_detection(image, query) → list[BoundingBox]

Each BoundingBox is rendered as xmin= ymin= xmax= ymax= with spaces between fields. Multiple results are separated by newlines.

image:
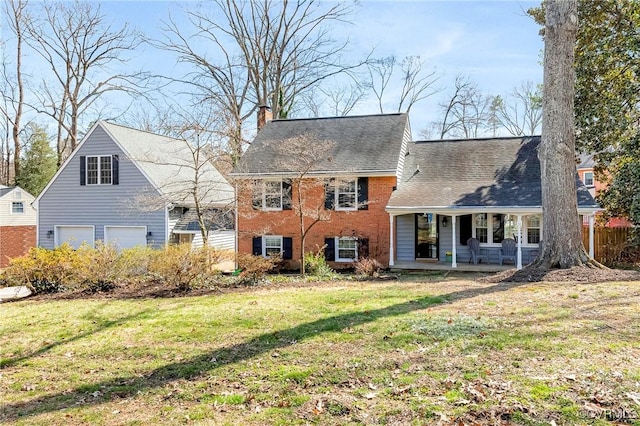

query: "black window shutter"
xmin=282 ymin=179 xmax=292 ymax=210
xmin=283 ymin=237 xmax=293 ymax=260
xmin=358 ymin=177 xmax=368 ymax=210
xmin=324 ymin=179 xmax=335 ymax=210
xmin=459 ymin=215 xmax=472 ymax=245
xmin=252 ymin=236 xmax=262 ymax=256
xmin=80 ymin=156 xmax=86 ymax=186
xmin=358 ymin=237 xmax=370 ymax=258
xmin=112 ymin=155 xmax=119 ymax=185
xmin=252 ymin=180 xmax=262 ymax=210
xmin=324 ymin=237 xmax=335 ymax=261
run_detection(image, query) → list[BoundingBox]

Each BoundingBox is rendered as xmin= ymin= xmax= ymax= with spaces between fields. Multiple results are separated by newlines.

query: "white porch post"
xmin=588 ymin=214 xmax=595 ymax=258
xmin=389 ymin=214 xmax=395 ymax=266
xmin=451 ymin=215 xmax=457 ymax=268
xmin=516 ymin=215 xmax=523 ymax=270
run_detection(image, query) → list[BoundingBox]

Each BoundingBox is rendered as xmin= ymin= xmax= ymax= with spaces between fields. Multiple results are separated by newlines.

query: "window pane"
xmin=504 ymin=215 xmax=518 ymax=240
xmin=475 ymin=214 xmax=488 ymax=243
xmin=264 ymin=236 xmax=282 ymax=257
xmin=87 ymin=157 xmax=98 ymax=184
xmin=337 ymin=238 xmax=357 ymax=259
xmin=12 ymin=202 xmax=24 ymax=213
xmin=337 ymin=179 xmax=356 ymax=209
xmin=264 ymin=181 xmax=282 ymax=209
xmin=584 ymin=172 xmax=594 ymax=186
xmin=492 ymin=214 xmax=504 ymax=243
xmin=100 ymin=156 xmax=112 ymax=184
xmin=527 ymin=215 xmax=541 ymax=244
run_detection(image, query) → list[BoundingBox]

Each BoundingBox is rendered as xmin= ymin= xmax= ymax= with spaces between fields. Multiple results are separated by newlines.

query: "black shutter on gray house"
xmin=80 ymin=156 xmax=86 ymax=186
xmin=324 ymin=179 xmax=335 ymax=210
xmin=459 ymin=214 xmax=472 ymax=245
xmin=324 ymin=237 xmax=335 ymax=261
xmin=112 ymin=155 xmax=119 ymax=185
xmin=283 ymin=237 xmax=293 ymax=260
xmin=357 ymin=177 xmax=368 ymax=210
xmin=282 ymin=179 xmax=292 ymax=210
xmin=252 ymin=236 xmax=262 ymax=255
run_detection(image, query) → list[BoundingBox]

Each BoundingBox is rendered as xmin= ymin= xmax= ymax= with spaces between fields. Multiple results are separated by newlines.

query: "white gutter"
xmin=230 ymin=169 xmax=397 ymax=179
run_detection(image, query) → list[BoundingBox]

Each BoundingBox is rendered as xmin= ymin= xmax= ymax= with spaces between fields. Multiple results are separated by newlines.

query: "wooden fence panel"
xmin=582 ymin=226 xmax=633 ymax=263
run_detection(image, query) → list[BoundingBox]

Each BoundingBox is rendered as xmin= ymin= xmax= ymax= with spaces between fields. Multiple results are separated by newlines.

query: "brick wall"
xmin=238 ymin=176 xmax=396 ymax=269
xmin=0 ymin=225 xmax=36 ymax=268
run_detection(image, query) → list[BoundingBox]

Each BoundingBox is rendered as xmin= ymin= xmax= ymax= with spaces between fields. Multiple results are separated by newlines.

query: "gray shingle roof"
xmin=173 ymin=208 xmax=234 ymax=232
xmin=100 ymin=121 xmax=234 ymax=206
xmin=232 ymin=113 xmax=409 ymax=175
xmin=387 ymin=136 xmax=598 ymax=209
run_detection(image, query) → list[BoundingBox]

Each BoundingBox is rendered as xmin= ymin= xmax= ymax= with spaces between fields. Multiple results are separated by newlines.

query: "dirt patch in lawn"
xmin=481 ymin=265 xmax=640 ymax=284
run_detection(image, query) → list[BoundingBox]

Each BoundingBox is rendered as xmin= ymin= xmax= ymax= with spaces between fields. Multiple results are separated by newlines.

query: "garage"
xmin=56 ymin=226 xmax=95 ymax=249
xmin=104 ymin=226 xmax=147 ymax=249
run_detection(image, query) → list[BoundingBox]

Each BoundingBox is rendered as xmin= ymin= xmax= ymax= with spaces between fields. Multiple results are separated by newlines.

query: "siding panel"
xmin=38 ymin=126 xmax=166 ymax=249
xmin=396 ymin=214 xmax=415 ymax=260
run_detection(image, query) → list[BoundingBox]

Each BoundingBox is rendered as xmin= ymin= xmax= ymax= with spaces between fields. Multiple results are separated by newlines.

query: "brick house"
xmin=577 ymin=153 xmax=632 ymax=228
xmin=0 ymin=186 xmax=36 ymax=267
xmin=231 ymin=111 xmax=411 ymax=270
xmin=233 ymin=111 xmax=599 ymax=271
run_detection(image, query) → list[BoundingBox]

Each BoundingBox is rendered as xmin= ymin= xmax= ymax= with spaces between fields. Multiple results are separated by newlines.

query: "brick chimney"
xmin=257 ymin=105 xmax=273 ymax=131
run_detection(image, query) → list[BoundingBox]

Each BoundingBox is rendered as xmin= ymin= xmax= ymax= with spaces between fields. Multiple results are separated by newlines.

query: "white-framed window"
xmin=335 ymin=237 xmax=358 ymax=262
xmin=87 ymin=155 xmax=112 ymax=185
xmin=263 ymin=180 xmax=283 ymax=210
xmin=474 ymin=213 xmax=488 ymax=243
xmin=583 ymin=171 xmax=594 ymax=187
xmin=11 ymin=201 xmax=24 ymax=214
xmin=336 ymin=178 xmax=357 ymax=210
xmin=473 ymin=213 xmax=510 ymax=244
xmin=526 ymin=215 xmax=541 ymax=244
xmin=264 ymin=235 xmax=283 ymax=257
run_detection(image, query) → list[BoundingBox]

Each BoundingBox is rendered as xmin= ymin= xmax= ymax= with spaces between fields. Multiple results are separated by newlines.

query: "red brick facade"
xmin=0 ymin=225 xmax=36 ymax=268
xmin=238 ymin=176 xmax=396 ymax=269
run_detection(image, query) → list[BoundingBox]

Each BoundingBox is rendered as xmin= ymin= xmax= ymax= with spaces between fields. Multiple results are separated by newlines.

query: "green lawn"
xmin=1 ymin=274 xmax=639 ymax=425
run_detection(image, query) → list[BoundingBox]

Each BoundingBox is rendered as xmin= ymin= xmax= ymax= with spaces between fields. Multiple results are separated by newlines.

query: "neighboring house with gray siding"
xmin=35 ymin=121 xmax=234 ymax=250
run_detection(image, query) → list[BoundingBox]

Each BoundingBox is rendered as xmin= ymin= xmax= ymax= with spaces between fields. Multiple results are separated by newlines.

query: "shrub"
xmin=304 ymin=246 xmax=334 ymax=277
xmin=2 ymin=244 xmax=84 ymax=293
xmin=354 ymin=257 xmax=383 ymax=277
xmin=236 ymin=252 xmax=281 ymax=284
xmin=149 ymin=245 xmax=223 ymax=291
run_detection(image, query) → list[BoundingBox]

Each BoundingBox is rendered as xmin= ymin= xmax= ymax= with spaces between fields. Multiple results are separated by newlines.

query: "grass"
xmin=1 ymin=274 xmax=639 ymax=425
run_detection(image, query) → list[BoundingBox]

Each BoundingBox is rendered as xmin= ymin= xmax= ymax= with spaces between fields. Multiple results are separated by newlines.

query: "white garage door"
xmin=56 ymin=226 xmax=95 ymax=249
xmin=104 ymin=226 xmax=147 ymax=249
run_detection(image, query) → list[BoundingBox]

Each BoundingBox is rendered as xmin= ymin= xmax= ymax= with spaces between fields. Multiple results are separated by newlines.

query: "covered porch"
xmin=386 ymin=209 xmax=598 ymax=271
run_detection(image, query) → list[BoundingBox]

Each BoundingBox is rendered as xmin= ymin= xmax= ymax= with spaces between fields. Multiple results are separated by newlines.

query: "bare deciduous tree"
xmin=494 ymin=81 xmax=543 ymax=136
xmin=271 ymin=134 xmax=336 ymax=275
xmin=124 ymin=105 xmax=234 ymax=247
xmin=25 ymin=0 xmax=147 ymax=165
xmin=367 ymin=55 xmax=440 ymax=114
xmin=157 ymin=0 xmax=364 ymax=165
xmin=0 ymin=0 xmax=28 ymax=181
xmin=436 ymin=75 xmax=491 ymax=139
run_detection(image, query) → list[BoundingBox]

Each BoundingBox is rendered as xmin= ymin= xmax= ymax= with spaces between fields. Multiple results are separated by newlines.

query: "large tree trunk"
xmin=536 ymin=0 xmax=590 ymax=268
